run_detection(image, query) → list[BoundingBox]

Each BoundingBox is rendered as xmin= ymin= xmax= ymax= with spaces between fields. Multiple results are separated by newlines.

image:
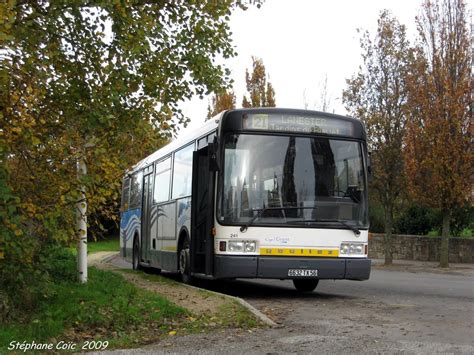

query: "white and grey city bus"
xmin=120 ymin=108 xmax=371 ymax=291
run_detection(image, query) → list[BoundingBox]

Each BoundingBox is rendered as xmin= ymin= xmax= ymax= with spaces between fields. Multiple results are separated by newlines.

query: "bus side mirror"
xmin=367 ymin=152 xmax=373 ymax=182
xmin=208 ymin=143 xmax=219 ymax=172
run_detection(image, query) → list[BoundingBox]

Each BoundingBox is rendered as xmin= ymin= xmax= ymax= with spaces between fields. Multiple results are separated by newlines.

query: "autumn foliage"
xmin=0 ymin=0 xmax=253 ymax=318
xmin=343 ymin=11 xmax=411 ymax=264
xmin=404 ymin=0 xmax=472 ymax=266
xmin=345 ymin=0 xmax=472 ymax=267
xmin=242 ymin=56 xmax=276 ymax=107
xmin=207 ymin=90 xmax=236 ymax=119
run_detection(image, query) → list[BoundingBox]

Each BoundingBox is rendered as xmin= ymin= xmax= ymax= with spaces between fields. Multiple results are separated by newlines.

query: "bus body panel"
xmin=213 ymin=255 xmax=371 ymax=280
xmin=154 ymin=201 xmax=177 ymax=271
xmin=212 ymin=225 xmax=370 ymax=279
xmin=120 ymin=208 xmax=141 ymax=262
xmin=214 ymin=225 xmax=368 ymax=256
xmin=176 ymin=196 xmax=192 ymax=242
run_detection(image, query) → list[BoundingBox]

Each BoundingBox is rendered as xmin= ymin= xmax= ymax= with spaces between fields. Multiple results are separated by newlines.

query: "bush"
xmin=395 ymin=204 xmax=473 ymax=237
xmin=0 ymin=242 xmax=76 ymax=323
xmin=395 ymin=204 xmax=441 ymax=235
xmin=368 ymin=194 xmax=385 ymax=233
xmin=40 ymin=245 xmax=76 ymax=283
xmin=449 ymin=205 xmax=474 ymax=237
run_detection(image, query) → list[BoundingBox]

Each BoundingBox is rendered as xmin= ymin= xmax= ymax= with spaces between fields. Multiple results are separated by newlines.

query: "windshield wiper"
xmin=240 ymin=206 xmax=317 ymax=232
xmin=287 ymin=219 xmax=361 ymax=236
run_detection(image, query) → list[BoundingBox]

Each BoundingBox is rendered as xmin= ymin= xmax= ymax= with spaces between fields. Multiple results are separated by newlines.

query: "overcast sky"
xmin=177 ymin=0 xmax=470 ymax=135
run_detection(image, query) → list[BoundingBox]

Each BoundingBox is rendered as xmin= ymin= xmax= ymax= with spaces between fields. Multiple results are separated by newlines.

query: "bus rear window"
xmin=129 ymin=171 xmax=143 ymax=209
xmin=121 ymin=177 xmax=130 ymax=211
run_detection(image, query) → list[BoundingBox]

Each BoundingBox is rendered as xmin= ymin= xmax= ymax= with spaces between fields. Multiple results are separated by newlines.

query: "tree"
xmin=404 ymin=0 xmax=472 ymax=267
xmin=0 ymin=0 xmax=257 ymax=308
xmin=303 ymin=74 xmax=333 ymax=112
xmin=343 ymin=10 xmax=411 ymax=265
xmin=242 ymin=56 xmax=276 ymax=107
xmin=316 ymin=74 xmax=332 ymax=112
xmin=207 ymin=90 xmax=236 ymax=119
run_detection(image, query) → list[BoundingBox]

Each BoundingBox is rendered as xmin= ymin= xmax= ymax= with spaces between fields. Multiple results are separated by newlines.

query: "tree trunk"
xmin=383 ymin=207 xmax=393 ymax=265
xmin=439 ymin=210 xmax=450 ymax=268
xmin=76 ymin=156 xmax=88 ymax=283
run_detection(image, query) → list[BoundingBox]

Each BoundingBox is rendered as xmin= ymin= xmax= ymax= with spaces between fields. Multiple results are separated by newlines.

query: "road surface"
xmin=107 ymin=256 xmax=474 ymax=354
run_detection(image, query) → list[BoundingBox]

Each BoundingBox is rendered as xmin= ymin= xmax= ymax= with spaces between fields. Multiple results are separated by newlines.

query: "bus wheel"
xmin=132 ymin=237 xmax=141 ymax=271
xmin=178 ymin=239 xmax=193 ymax=284
xmin=293 ymin=279 xmax=319 ymax=292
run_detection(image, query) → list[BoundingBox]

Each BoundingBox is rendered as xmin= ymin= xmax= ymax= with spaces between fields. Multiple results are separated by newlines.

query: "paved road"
xmin=107 ymin=257 xmax=474 ymax=353
xmin=193 ymin=268 xmax=474 ymax=351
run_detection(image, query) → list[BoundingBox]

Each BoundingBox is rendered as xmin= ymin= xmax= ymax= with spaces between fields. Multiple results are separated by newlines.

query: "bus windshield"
xmin=219 ymin=134 xmax=368 ymax=228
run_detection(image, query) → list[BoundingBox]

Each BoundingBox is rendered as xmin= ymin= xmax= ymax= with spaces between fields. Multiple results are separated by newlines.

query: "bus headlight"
xmin=340 ymin=242 xmax=365 ymax=256
xmin=228 ymin=241 xmax=244 ymax=252
xmin=244 ymin=241 xmax=256 ymax=253
xmin=227 ymin=241 xmax=257 ymax=253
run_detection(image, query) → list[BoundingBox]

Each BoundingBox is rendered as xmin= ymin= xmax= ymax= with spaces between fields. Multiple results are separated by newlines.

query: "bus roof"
xmin=219 ymin=108 xmax=366 ymax=139
xmin=129 ymin=113 xmax=222 ymax=174
xmin=127 ymin=108 xmax=365 ymax=176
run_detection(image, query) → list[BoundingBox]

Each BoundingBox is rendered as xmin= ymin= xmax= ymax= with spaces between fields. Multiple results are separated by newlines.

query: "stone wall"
xmin=368 ymin=233 xmax=474 ymax=263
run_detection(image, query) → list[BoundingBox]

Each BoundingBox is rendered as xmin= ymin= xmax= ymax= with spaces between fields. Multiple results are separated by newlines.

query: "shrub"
xmin=0 ymin=241 xmax=77 ymax=323
xmin=368 ymin=194 xmax=385 ymax=233
xmin=39 ymin=245 xmax=76 ymax=283
xmin=449 ymin=205 xmax=474 ymax=237
xmin=395 ymin=204 xmax=440 ymax=235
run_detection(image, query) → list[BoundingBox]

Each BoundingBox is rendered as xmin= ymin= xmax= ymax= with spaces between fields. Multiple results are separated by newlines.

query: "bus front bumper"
xmin=214 ymin=255 xmax=371 ymax=280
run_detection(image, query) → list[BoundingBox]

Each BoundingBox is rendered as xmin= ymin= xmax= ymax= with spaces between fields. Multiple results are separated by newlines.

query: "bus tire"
xmin=178 ymin=238 xmax=193 ymax=284
xmin=132 ymin=236 xmax=142 ymax=271
xmin=292 ymin=279 xmax=319 ymax=292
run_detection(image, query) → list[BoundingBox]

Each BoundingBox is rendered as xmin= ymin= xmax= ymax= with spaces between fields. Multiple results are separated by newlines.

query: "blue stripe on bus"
xmin=120 ymin=208 xmax=141 ymax=242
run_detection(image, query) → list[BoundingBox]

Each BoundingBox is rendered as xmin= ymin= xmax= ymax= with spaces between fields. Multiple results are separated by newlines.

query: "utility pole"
xmin=76 ymin=155 xmax=87 ymax=283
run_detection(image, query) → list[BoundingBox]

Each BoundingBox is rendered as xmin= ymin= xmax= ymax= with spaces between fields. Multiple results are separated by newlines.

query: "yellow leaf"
xmin=168 ymin=330 xmax=177 ymax=336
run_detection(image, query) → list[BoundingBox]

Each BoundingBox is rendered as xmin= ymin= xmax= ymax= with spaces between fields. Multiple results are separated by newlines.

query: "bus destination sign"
xmin=243 ymin=113 xmax=354 ymax=136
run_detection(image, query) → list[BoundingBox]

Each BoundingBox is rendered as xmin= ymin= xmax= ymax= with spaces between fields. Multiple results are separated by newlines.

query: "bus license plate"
xmin=288 ymin=269 xmax=318 ymax=277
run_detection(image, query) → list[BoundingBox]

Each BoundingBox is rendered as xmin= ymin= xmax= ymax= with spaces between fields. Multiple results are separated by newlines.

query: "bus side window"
xmin=172 ymin=143 xmax=194 ymax=199
xmin=197 ymin=137 xmax=207 ymax=150
xmin=121 ymin=177 xmax=130 ymax=211
xmin=207 ymin=131 xmax=216 ymax=143
xmin=154 ymin=157 xmax=171 ymax=204
xmin=129 ymin=171 xmax=143 ymax=209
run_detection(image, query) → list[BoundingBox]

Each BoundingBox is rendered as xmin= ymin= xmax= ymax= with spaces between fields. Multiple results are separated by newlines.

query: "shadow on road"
xmin=110 ymin=256 xmax=354 ymax=301
xmin=155 ymin=270 xmax=354 ymax=301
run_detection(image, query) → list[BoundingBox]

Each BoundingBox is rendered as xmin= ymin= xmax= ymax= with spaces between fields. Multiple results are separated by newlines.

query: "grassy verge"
xmin=69 ymin=237 xmax=120 ymax=255
xmin=1 ymin=246 xmax=261 ymax=352
xmin=0 ymin=267 xmax=190 ymax=351
xmin=88 ymin=237 xmax=120 ymax=253
xmin=124 ymin=270 xmax=260 ymax=330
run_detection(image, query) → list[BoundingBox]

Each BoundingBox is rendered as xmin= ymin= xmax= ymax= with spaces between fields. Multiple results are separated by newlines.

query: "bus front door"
xmin=191 ymin=145 xmax=215 ymax=276
xmin=141 ymin=172 xmax=153 ymax=264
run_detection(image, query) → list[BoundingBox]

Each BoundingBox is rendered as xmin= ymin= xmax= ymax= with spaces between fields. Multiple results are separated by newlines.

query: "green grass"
xmin=217 ymin=301 xmax=259 ymax=328
xmin=459 ymin=228 xmax=473 ymax=238
xmin=427 ymin=229 xmax=473 ymax=238
xmin=68 ymin=237 xmax=120 ymax=256
xmin=1 ymin=247 xmax=261 ymax=352
xmin=0 ymin=267 xmax=188 ymax=351
xmin=88 ymin=237 xmax=120 ymax=253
